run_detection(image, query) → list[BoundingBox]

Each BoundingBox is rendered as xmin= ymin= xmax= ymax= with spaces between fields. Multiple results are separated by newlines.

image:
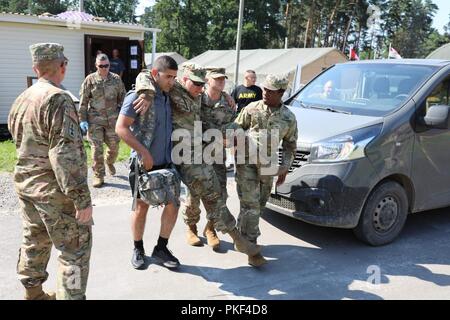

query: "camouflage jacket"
xmin=201 ymin=91 xmax=237 ymax=132
xmin=79 ymin=71 xmax=126 ymax=127
xmin=8 ymin=78 xmax=91 ymax=210
xmin=234 ymin=100 xmax=298 ymax=171
xmin=136 ymin=72 xmax=202 ymax=162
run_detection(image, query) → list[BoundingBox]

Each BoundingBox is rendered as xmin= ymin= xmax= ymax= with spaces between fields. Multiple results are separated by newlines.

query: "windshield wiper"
xmin=299 ymin=101 xmax=352 ymax=115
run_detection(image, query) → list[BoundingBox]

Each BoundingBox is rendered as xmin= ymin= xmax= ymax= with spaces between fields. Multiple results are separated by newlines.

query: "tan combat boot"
xmin=25 ymin=285 xmax=56 ymax=300
xmin=248 ymin=253 xmax=268 ymax=267
xmin=107 ymin=163 xmax=116 ymax=176
xmin=203 ymin=221 xmax=220 ymax=251
xmin=93 ymin=176 xmax=104 ymax=188
xmin=186 ymin=224 xmax=203 ymax=246
xmin=228 ymin=228 xmax=261 ymax=256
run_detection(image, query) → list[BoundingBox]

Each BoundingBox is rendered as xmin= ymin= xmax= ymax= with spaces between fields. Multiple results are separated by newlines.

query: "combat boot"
xmin=203 ymin=221 xmax=220 ymax=251
xmin=93 ymin=176 xmax=104 ymax=188
xmin=25 ymin=285 xmax=56 ymax=300
xmin=228 ymin=228 xmax=261 ymax=256
xmin=248 ymin=253 xmax=267 ymax=267
xmin=186 ymin=224 xmax=203 ymax=246
xmin=107 ymin=163 xmax=116 ymax=176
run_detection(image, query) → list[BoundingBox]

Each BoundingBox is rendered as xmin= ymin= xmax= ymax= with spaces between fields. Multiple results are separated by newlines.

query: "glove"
xmin=80 ymin=121 xmax=89 ymax=134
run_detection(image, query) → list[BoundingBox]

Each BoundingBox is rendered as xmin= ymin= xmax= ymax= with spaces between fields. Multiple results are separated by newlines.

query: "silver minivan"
xmin=267 ymin=59 xmax=450 ymax=246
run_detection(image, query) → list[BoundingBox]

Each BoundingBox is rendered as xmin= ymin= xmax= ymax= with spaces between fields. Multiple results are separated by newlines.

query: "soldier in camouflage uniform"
xmin=8 ymin=43 xmax=93 ymax=300
xmin=183 ymin=67 xmax=237 ymax=250
xmin=234 ymin=74 xmax=298 ymax=267
xmin=134 ymin=63 xmax=261 ymax=258
xmin=79 ymin=53 xmax=126 ymax=188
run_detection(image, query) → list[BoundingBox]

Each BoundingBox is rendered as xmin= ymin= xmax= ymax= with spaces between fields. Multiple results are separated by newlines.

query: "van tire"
xmin=353 ymin=181 xmax=408 ymax=246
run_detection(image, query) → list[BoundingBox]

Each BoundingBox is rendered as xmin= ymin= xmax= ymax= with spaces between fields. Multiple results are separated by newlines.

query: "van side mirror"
xmin=424 ymin=105 xmax=450 ymax=129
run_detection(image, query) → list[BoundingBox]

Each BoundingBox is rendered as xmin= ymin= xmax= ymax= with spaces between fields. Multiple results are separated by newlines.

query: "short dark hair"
xmin=153 ymin=55 xmax=178 ymax=72
xmin=245 ymin=70 xmax=256 ymax=75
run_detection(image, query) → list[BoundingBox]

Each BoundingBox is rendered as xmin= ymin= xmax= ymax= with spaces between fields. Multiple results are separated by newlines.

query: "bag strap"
xmin=132 ymin=157 xmax=139 ymax=211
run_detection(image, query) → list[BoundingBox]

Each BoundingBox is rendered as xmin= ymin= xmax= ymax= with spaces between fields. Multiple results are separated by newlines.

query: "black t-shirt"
xmin=231 ymin=85 xmax=263 ymax=113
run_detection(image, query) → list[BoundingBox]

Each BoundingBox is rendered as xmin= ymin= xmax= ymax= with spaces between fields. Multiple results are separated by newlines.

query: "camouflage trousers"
xmin=183 ymin=164 xmax=228 ymax=226
xmin=87 ymin=123 xmax=120 ymax=178
xmin=235 ymin=164 xmax=274 ymax=242
xmin=177 ymin=163 xmax=235 ymax=233
xmin=17 ymin=196 xmax=92 ymax=300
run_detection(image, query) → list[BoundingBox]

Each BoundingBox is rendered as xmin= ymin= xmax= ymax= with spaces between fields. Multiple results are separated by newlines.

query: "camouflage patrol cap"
xmin=262 ymin=74 xmax=289 ymax=91
xmin=181 ymin=62 xmax=206 ymax=84
xmin=206 ymin=67 xmax=228 ymax=79
xmin=29 ymin=43 xmax=66 ymax=63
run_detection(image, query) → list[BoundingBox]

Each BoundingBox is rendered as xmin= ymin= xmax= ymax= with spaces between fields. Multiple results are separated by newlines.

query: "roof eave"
xmin=38 ymin=16 xmax=160 ymax=33
xmin=0 ymin=13 xmax=160 ymax=33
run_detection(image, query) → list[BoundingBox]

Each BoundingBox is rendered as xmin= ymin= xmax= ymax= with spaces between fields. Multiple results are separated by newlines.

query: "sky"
xmin=136 ymin=0 xmax=449 ymax=33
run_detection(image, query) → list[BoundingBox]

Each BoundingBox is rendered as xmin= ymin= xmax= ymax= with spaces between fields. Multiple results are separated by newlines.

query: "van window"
xmin=292 ymin=63 xmax=438 ymax=117
xmin=425 ymin=77 xmax=450 ymax=110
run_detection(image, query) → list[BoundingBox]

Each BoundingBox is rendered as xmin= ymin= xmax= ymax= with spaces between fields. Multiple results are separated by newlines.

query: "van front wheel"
xmin=353 ymin=181 xmax=408 ymax=246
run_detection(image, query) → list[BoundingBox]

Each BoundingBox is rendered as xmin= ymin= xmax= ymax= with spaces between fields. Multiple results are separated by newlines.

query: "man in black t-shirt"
xmin=231 ymin=70 xmax=263 ymax=113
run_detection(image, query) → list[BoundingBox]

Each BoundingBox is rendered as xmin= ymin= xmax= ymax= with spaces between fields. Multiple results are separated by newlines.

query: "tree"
xmin=0 ymin=0 xmax=76 ymax=15
xmin=83 ymin=0 xmax=139 ymax=23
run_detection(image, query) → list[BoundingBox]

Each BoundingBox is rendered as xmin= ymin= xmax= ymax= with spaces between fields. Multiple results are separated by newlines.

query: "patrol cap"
xmin=262 ymin=74 xmax=289 ymax=91
xmin=181 ymin=62 xmax=206 ymax=84
xmin=206 ymin=67 xmax=228 ymax=79
xmin=29 ymin=43 xmax=67 ymax=63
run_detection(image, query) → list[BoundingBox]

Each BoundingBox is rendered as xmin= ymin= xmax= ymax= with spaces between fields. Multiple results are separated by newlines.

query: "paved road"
xmin=2 ymin=178 xmax=450 ymax=300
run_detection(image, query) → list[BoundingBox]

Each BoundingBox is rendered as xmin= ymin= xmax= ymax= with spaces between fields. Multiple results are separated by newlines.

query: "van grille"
xmin=278 ymin=149 xmax=310 ymax=172
xmin=268 ymin=194 xmax=296 ymax=211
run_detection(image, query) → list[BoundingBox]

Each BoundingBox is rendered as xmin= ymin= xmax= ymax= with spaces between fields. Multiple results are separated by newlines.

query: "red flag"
xmin=349 ymin=46 xmax=360 ymax=61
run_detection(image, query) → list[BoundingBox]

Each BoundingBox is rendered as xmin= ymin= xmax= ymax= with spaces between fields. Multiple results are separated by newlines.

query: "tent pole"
xmin=234 ymin=0 xmax=244 ymax=88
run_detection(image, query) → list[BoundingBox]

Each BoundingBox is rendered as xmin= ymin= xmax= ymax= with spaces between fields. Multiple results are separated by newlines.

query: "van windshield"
xmin=291 ymin=63 xmax=438 ymax=117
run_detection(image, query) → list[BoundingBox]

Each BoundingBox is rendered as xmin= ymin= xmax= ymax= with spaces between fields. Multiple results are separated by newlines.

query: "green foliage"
xmin=0 ymin=140 xmax=17 ymax=173
xmin=1 ymin=0 xmax=448 ymax=60
xmin=83 ymin=0 xmax=139 ymax=23
xmin=0 ymin=0 xmax=138 ymax=23
xmin=0 ymin=0 xmax=76 ymax=15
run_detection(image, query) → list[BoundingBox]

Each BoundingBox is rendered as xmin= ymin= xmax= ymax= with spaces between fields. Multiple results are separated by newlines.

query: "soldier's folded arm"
xmin=78 ymin=78 xmax=91 ymax=123
xmin=280 ymin=118 xmax=298 ymax=173
xmin=47 ymin=93 xmax=92 ymax=210
xmin=117 ymin=79 xmax=126 ymax=107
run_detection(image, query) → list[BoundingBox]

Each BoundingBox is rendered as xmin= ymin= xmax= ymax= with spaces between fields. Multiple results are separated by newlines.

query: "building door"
xmin=84 ymin=35 xmax=144 ymax=91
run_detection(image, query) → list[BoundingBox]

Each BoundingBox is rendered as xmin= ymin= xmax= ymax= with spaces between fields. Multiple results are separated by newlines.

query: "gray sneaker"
xmin=151 ymin=246 xmax=180 ymax=269
xmin=131 ymin=248 xmax=146 ymax=270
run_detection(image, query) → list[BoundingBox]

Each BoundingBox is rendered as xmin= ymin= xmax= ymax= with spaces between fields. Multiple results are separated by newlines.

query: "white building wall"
xmin=0 ymin=21 xmax=143 ymax=124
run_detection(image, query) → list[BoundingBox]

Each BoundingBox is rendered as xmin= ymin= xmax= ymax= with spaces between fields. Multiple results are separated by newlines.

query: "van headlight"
xmin=310 ymin=124 xmax=382 ymax=163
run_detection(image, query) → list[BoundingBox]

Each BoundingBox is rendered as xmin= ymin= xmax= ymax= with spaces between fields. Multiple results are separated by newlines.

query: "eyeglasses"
xmin=191 ymin=80 xmax=205 ymax=87
xmin=60 ymin=59 xmax=68 ymax=67
xmin=98 ymin=64 xmax=110 ymax=69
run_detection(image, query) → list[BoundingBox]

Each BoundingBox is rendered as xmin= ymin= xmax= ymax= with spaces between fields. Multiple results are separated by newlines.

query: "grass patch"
xmin=0 ymin=140 xmax=17 ymax=173
xmin=84 ymin=139 xmax=131 ymax=165
xmin=0 ymin=139 xmax=131 ymax=173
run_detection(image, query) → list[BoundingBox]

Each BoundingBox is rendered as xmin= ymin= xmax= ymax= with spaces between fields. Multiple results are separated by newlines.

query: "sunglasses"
xmin=98 ymin=64 xmax=110 ymax=69
xmin=191 ymin=80 xmax=205 ymax=87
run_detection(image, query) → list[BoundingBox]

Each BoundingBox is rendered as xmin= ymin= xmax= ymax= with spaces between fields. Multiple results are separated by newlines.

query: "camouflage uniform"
xmin=234 ymin=74 xmax=298 ymax=243
xmin=135 ymin=64 xmax=237 ymax=233
xmin=8 ymin=43 xmax=92 ymax=300
xmin=79 ymin=71 xmax=126 ymax=178
xmin=184 ymin=67 xmax=237 ymax=226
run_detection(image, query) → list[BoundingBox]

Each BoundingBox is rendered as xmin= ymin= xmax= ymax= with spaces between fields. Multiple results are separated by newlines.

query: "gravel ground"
xmin=1 ymin=161 xmax=137 ymax=216
xmin=0 ymin=162 xmax=229 ymax=216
